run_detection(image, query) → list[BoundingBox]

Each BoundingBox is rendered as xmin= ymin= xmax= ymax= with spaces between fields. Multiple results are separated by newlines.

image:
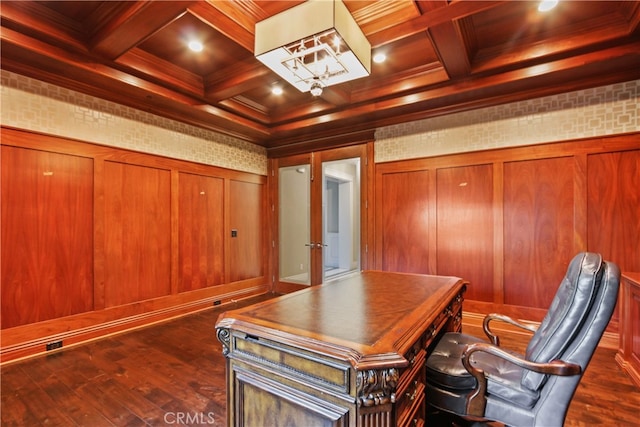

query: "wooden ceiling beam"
xmin=267 ymin=129 xmax=376 ymax=158
xmin=368 ymin=1 xmax=504 ymax=48
xmin=199 ymin=0 xmax=266 ymax=34
xmin=428 ymin=21 xmax=471 ymax=78
xmin=316 ymin=85 xmax=353 ymax=107
xmin=218 ymin=98 xmax=270 ymax=124
xmin=621 ymin=1 xmax=640 ymax=32
xmin=204 ymin=61 xmax=269 ymax=102
xmin=188 ymin=2 xmax=255 ymax=53
xmin=117 ymin=48 xmax=205 ymax=95
xmin=351 ymin=1 xmax=422 ymax=35
xmin=90 ymin=1 xmax=192 ymax=60
xmin=0 ymin=1 xmax=86 ymax=51
xmin=472 ymin=17 xmax=640 ymax=74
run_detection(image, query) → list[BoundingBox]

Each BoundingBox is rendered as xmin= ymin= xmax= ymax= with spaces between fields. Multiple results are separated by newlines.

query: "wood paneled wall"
xmin=378 ymin=170 xmax=431 ymax=273
xmin=0 ymin=127 xmax=269 ymax=363
xmin=103 ymin=161 xmax=172 ymax=307
xmin=503 ymin=157 xmax=575 ymax=309
xmin=374 ymin=133 xmax=639 ymax=326
xmin=178 ymin=172 xmax=225 ymax=292
xmin=229 ymin=180 xmax=264 ymax=282
xmin=436 ymin=164 xmax=494 ymax=303
xmin=1 ymin=146 xmax=95 ymax=327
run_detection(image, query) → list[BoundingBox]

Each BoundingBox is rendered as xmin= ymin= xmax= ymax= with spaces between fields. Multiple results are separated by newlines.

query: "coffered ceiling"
xmin=2 ymin=1 xmax=639 ymax=155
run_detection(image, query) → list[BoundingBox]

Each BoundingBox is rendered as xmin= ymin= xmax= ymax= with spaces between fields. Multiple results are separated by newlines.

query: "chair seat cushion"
xmin=427 ymin=332 xmax=485 ymax=390
xmin=426 ymin=332 xmax=540 ymax=409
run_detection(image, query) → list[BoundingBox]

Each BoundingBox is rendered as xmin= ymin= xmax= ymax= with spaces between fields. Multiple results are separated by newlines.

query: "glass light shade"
xmin=255 ymin=0 xmax=371 ymax=94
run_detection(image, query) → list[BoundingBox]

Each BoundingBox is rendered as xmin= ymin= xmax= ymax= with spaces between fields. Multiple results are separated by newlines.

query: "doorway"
xmin=323 ymin=159 xmax=359 ymax=280
xmin=274 ymin=145 xmax=367 ymax=291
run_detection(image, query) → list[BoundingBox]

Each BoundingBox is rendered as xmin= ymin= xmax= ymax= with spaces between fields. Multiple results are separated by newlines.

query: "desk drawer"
xmin=231 ymin=332 xmax=350 ymax=394
xmin=396 ymin=348 xmax=426 ymax=425
xmin=396 ymin=379 xmax=425 ymax=427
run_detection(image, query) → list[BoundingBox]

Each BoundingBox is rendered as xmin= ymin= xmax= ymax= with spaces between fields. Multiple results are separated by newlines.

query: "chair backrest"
xmin=483 ymin=253 xmax=620 ymax=426
xmin=522 ymin=252 xmax=620 ymax=391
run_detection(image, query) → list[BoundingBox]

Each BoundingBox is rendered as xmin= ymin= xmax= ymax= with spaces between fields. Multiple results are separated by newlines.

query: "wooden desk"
xmin=216 ymin=271 xmax=467 ymax=427
xmin=616 ymin=272 xmax=640 ymax=388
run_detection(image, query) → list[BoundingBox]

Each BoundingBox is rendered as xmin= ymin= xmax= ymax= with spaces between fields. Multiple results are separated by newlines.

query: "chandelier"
xmin=254 ymin=0 xmax=371 ymax=97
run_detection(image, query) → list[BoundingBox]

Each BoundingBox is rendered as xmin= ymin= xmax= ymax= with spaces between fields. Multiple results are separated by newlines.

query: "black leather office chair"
xmin=425 ymin=252 xmax=620 ymax=427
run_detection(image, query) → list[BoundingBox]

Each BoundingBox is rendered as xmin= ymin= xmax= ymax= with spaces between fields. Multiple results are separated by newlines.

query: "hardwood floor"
xmin=2 ymin=295 xmax=639 ymax=426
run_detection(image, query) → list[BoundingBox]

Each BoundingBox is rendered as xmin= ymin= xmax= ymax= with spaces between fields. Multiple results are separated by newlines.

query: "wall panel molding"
xmin=375 ymin=133 xmax=639 ymax=330
xmin=1 ymin=127 xmax=269 ymax=364
xmin=0 ymin=281 xmax=268 ymax=364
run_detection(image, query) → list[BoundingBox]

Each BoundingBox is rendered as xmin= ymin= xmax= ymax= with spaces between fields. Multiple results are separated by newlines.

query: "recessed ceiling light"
xmin=272 ymin=86 xmax=283 ymax=95
xmin=373 ymin=53 xmax=386 ymax=64
xmin=188 ymin=40 xmax=203 ymax=52
xmin=538 ymin=0 xmax=558 ymax=12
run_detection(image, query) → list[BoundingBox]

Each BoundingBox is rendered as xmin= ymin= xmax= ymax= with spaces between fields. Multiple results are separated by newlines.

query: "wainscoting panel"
xmin=503 ymin=156 xmax=575 ymax=309
xmin=587 ymin=150 xmax=640 ymax=273
xmin=178 ymin=172 xmax=225 ymax=292
xmin=1 ymin=145 xmax=94 ymax=328
xmin=436 ymin=164 xmax=494 ymax=303
xmin=374 ymin=133 xmax=639 ymax=325
xmin=228 ymin=180 xmax=265 ymax=282
xmin=103 ymin=161 xmax=172 ymax=308
xmin=376 ymin=170 xmax=431 ymax=274
xmin=0 ymin=127 xmax=269 ymax=363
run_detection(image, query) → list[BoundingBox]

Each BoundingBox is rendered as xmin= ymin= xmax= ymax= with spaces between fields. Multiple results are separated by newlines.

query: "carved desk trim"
xmin=216 ymin=271 xmax=467 ymax=427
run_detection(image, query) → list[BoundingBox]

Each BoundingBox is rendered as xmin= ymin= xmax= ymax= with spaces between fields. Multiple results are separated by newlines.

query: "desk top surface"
xmin=216 ymin=271 xmax=466 ymax=366
xmin=622 ymin=272 xmax=640 ymax=286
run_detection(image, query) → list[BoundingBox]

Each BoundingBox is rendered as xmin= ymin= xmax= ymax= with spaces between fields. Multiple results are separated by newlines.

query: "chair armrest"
xmin=462 ymin=342 xmax=581 ymax=376
xmin=483 ymin=313 xmax=538 ymax=346
xmin=459 ymin=341 xmax=582 ymax=417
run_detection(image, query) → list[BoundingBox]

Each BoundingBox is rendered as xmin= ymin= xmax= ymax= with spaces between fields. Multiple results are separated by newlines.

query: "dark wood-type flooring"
xmin=2 ymin=294 xmax=639 ymax=426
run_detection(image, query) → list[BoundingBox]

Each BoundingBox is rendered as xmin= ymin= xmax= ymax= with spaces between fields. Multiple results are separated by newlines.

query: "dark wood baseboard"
xmin=616 ymin=352 xmax=640 ymax=388
xmin=1 ymin=281 xmax=269 ymax=365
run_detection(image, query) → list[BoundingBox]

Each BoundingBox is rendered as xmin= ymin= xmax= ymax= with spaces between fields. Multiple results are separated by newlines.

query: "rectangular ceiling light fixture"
xmin=255 ymin=0 xmax=371 ymax=96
